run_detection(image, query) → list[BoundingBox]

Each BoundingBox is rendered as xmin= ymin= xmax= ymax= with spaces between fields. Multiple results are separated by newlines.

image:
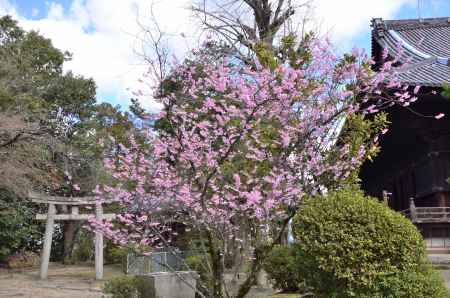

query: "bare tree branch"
xmin=192 ymin=0 xmax=313 ymax=60
xmin=132 ymin=2 xmax=172 ymax=95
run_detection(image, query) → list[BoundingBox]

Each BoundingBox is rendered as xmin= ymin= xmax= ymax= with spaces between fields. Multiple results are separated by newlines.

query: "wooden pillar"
xmin=40 ymin=203 xmax=56 ymax=279
xmin=382 ymin=190 xmax=391 ymax=206
xmin=71 ymin=206 xmax=79 ymax=215
xmin=436 ymin=192 xmax=448 ymax=208
xmin=95 ymin=203 xmax=104 ymax=280
xmin=410 ymin=197 xmax=417 ymax=222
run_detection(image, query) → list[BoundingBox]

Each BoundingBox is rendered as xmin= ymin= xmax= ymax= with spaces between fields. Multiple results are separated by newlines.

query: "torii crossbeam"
xmin=29 ymin=191 xmax=115 ymax=280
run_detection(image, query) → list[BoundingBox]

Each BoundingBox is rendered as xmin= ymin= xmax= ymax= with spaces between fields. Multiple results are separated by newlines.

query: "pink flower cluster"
xmin=91 ymin=39 xmax=415 ymax=251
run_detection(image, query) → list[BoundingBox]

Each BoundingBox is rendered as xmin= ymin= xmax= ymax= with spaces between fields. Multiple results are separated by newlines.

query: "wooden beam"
xmin=35 ymin=213 xmax=116 ymax=221
xmin=40 ymin=203 xmax=55 ymax=279
xmin=29 ymin=191 xmax=97 ymax=205
xmin=31 ymin=198 xmax=96 ymax=205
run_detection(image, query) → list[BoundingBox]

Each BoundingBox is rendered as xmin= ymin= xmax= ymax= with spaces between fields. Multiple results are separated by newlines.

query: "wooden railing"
xmin=401 ymin=198 xmax=450 ymax=223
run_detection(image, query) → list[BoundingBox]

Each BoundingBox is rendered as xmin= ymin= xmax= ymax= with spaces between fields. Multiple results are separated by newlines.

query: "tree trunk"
xmin=235 ymin=215 xmax=293 ymax=298
xmin=234 ymin=248 xmax=263 ymax=298
xmin=207 ymin=231 xmax=224 ymax=298
xmin=62 ymin=222 xmax=79 ymax=264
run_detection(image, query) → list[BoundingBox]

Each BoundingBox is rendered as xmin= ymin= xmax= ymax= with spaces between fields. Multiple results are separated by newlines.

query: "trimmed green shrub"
xmin=0 ymin=190 xmax=39 ymax=262
xmin=263 ymin=245 xmax=303 ymax=292
xmin=373 ymin=263 xmax=450 ymax=298
xmin=103 ymin=275 xmax=139 ymax=298
xmin=293 ymin=188 xmax=450 ymax=297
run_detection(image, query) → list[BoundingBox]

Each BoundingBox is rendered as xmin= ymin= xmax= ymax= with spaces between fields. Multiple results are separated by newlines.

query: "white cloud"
xmin=0 ymin=0 xmax=17 ymax=16
xmin=47 ymin=2 xmax=64 ymax=19
xmin=0 ymin=0 xmax=194 ymax=112
xmin=0 ymin=0 xmax=416 ymax=112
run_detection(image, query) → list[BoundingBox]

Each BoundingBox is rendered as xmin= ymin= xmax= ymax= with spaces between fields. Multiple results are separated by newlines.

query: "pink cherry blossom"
xmin=435 ymin=113 xmax=445 ymax=120
xmin=90 ymin=36 xmax=419 ymax=298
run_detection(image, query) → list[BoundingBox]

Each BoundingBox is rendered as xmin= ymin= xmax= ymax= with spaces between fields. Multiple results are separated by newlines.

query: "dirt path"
xmin=0 ymin=263 xmax=122 ymax=298
xmin=0 ymin=263 xmax=276 ymax=298
xmin=5 ymin=264 xmax=448 ymax=298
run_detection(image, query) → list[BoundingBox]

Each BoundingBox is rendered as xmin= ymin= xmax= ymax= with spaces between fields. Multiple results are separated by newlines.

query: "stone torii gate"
xmin=29 ymin=191 xmax=115 ymax=280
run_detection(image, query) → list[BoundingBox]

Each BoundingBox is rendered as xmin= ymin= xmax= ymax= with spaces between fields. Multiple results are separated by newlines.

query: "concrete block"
xmin=136 ymin=271 xmax=198 ymax=298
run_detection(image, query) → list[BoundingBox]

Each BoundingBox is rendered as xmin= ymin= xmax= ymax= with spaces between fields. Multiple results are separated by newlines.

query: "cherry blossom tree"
xmin=90 ymin=38 xmax=419 ymax=298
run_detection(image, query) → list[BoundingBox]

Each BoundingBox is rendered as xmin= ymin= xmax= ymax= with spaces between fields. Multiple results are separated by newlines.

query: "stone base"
xmin=136 ymin=271 xmax=198 ymax=298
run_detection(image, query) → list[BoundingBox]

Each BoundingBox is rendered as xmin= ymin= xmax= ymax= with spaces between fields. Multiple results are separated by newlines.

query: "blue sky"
xmin=341 ymin=0 xmax=450 ymax=52
xmin=1 ymin=0 xmax=450 ymax=111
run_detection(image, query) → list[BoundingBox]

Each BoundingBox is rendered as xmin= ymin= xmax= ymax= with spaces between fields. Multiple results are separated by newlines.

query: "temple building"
xmin=360 ymin=17 xmax=450 ymax=249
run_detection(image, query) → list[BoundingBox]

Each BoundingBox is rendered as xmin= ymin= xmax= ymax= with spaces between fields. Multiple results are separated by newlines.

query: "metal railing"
xmin=126 ymin=250 xmax=192 ymax=275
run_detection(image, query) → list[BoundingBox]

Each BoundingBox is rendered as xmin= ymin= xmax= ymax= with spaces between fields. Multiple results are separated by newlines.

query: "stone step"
xmin=428 ymin=254 xmax=450 ymax=269
xmin=427 ymin=248 xmax=450 ymax=254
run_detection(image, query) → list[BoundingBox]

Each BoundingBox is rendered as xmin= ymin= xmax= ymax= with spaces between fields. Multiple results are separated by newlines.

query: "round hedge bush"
xmin=103 ymin=275 xmax=139 ymax=298
xmin=293 ymin=188 xmax=449 ymax=297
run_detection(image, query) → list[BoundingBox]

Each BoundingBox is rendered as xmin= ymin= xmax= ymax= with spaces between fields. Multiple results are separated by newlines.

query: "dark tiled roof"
xmin=371 ymin=17 xmax=450 ymax=87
